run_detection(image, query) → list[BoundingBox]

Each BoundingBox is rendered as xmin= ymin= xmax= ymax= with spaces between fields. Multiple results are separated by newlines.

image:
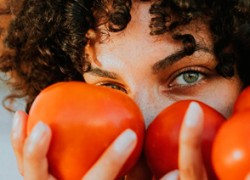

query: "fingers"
xmin=11 ymin=110 xmax=28 ymax=175
xmin=23 ymin=121 xmax=53 ymax=180
xmin=178 ymin=102 xmax=207 ymax=180
xmin=82 ymin=129 xmax=137 ymax=180
xmin=11 ymin=111 xmax=56 ymax=180
xmin=160 ymin=170 xmax=179 ymax=180
xmin=245 ymin=173 xmax=250 ymax=180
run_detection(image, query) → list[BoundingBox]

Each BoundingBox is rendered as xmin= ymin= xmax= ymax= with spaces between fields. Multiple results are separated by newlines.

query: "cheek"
xmin=199 ymin=80 xmax=242 ymax=118
xmin=208 ymin=98 xmax=236 ymax=118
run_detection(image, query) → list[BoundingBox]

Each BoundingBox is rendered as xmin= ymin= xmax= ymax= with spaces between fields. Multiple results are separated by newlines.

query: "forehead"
xmin=88 ymin=2 xmax=212 ymax=69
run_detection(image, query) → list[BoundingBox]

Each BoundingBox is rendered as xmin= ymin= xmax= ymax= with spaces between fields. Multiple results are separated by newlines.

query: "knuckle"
xmin=23 ymin=141 xmax=41 ymax=162
xmin=179 ymin=164 xmax=206 ymax=180
xmin=180 ymin=166 xmax=196 ymax=177
xmin=105 ymin=153 xmax=120 ymax=167
xmin=11 ymin=136 xmax=19 ymax=149
xmin=104 ymin=149 xmax=122 ymax=167
xmin=180 ymin=136 xmax=201 ymax=150
xmin=18 ymin=166 xmax=24 ymax=176
xmin=23 ymin=148 xmax=37 ymax=161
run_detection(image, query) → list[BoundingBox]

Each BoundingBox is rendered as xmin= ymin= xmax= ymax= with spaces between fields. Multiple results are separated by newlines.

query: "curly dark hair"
xmin=0 ymin=0 xmax=250 ymax=112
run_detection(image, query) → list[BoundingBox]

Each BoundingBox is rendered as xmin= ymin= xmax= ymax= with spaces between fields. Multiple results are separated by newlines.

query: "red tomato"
xmin=144 ymin=100 xmax=225 ymax=179
xmin=27 ymin=81 xmax=145 ymax=179
xmin=212 ymin=112 xmax=250 ymax=180
xmin=233 ymin=86 xmax=250 ymax=113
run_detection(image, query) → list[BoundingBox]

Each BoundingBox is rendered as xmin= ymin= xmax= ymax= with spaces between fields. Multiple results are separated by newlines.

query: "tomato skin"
xmin=144 ymin=100 xmax=225 ymax=179
xmin=233 ymin=86 xmax=250 ymax=113
xmin=212 ymin=112 xmax=250 ymax=180
xmin=27 ymin=82 xmax=145 ymax=180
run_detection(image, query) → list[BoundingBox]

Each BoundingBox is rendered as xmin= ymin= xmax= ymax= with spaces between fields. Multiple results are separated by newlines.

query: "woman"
xmin=1 ymin=0 xmax=250 ymax=179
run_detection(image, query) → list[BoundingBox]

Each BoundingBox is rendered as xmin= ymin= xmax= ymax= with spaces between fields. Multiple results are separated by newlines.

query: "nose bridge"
xmin=132 ymin=87 xmax=163 ymax=127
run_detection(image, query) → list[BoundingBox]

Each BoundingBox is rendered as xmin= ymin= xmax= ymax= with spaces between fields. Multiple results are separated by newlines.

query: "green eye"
xmin=183 ymin=72 xmax=200 ymax=83
xmin=172 ymin=71 xmax=204 ymax=86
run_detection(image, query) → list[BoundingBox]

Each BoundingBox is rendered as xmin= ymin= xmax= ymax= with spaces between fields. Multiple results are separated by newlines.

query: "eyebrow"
xmin=85 ymin=67 xmax=119 ymax=79
xmin=152 ymin=45 xmax=211 ymax=74
xmin=84 ymin=45 xmax=211 ymax=79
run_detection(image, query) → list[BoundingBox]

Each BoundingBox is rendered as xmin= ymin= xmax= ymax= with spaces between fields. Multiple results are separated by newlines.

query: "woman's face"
xmin=83 ymin=2 xmax=243 ymax=127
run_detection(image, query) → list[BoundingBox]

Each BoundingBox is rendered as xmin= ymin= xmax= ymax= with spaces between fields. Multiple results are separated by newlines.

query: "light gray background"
xmin=0 ymin=77 xmax=23 ymax=179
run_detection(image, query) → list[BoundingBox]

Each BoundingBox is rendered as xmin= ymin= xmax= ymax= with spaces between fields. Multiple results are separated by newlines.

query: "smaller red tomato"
xmin=27 ymin=82 xmax=145 ymax=179
xmin=145 ymin=100 xmax=225 ymax=179
xmin=233 ymin=86 xmax=250 ymax=113
xmin=212 ymin=112 xmax=250 ymax=180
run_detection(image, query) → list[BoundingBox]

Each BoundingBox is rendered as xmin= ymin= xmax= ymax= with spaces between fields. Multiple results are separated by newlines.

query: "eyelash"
xmin=168 ymin=66 xmax=209 ymax=89
xmin=96 ymin=81 xmax=128 ymax=93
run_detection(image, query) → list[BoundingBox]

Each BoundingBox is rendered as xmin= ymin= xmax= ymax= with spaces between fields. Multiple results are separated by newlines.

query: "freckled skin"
xmin=83 ymin=3 xmax=243 ymax=178
xmin=84 ymin=2 xmax=243 ymax=126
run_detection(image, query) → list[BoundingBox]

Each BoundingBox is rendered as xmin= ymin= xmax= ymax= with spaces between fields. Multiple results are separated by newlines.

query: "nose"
xmin=132 ymin=90 xmax=166 ymax=128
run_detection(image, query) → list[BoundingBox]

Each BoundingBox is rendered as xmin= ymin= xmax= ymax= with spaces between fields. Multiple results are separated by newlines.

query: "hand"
xmin=245 ymin=173 xmax=250 ymax=180
xmin=160 ymin=102 xmax=208 ymax=180
xmin=11 ymin=110 xmax=55 ymax=180
xmin=11 ymin=110 xmax=137 ymax=180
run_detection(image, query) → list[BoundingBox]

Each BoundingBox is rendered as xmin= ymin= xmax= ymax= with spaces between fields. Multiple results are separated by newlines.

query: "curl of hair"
xmin=108 ymin=0 xmax=132 ymax=32
xmin=1 ymin=0 xmax=250 ymax=111
xmin=232 ymin=24 xmax=250 ymax=87
xmin=0 ymin=0 xmax=94 ymax=111
xmin=149 ymin=0 xmax=250 ymax=83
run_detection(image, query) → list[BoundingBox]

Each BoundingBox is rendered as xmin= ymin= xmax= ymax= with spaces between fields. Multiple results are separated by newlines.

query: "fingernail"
xmin=12 ymin=111 xmax=21 ymax=131
xmin=160 ymin=169 xmax=179 ymax=180
xmin=113 ymin=129 xmax=137 ymax=154
xmin=26 ymin=121 xmax=50 ymax=154
xmin=29 ymin=121 xmax=49 ymax=143
xmin=245 ymin=173 xmax=250 ymax=180
xmin=184 ymin=102 xmax=203 ymax=127
xmin=12 ymin=111 xmax=22 ymax=139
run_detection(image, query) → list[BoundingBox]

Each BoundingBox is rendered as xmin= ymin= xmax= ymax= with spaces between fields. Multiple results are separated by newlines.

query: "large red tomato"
xmin=212 ymin=112 xmax=250 ymax=180
xmin=27 ymin=81 xmax=145 ymax=179
xmin=145 ymin=100 xmax=225 ymax=179
xmin=233 ymin=86 xmax=250 ymax=113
